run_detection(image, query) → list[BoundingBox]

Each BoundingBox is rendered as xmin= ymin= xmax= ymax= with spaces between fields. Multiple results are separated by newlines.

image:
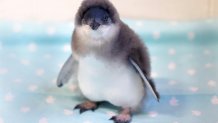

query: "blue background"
xmin=0 ymin=19 xmax=218 ymax=123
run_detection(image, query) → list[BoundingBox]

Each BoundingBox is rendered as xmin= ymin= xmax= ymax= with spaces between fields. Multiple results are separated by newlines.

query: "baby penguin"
xmin=57 ymin=0 xmax=160 ymax=123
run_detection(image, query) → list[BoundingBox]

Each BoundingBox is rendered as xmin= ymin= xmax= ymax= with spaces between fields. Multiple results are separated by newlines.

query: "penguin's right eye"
xmin=81 ymin=18 xmax=85 ymax=22
xmin=82 ymin=18 xmax=88 ymax=24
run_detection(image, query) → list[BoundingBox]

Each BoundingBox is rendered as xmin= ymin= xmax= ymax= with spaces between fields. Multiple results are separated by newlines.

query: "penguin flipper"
xmin=57 ymin=55 xmax=78 ymax=87
xmin=129 ymin=58 xmax=160 ymax=102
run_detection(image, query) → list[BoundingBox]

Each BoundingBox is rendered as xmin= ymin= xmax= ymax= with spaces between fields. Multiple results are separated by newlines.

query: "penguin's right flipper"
xmin=56 ymin=55 xmax=78 ymax=87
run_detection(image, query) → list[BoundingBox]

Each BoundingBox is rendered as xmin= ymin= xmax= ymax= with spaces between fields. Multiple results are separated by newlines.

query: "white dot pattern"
xmin=0 ymin=20 xmax=217 ymax=123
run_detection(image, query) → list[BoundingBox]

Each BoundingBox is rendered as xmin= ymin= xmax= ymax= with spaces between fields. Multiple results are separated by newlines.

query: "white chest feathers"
xmin=77 ymin=55 xmax=145 ymax=109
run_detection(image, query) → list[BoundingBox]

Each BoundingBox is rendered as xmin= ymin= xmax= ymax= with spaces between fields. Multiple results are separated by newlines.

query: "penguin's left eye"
xmin=102 ymin=16 xmax=109 ymax=22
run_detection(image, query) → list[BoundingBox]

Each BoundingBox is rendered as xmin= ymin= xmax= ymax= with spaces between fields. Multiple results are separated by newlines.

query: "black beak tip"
xmin=90 ymin=22 xmax=100 ymax=30
xmin=57 ymin=82 xmax=63 ymax=87
xmin=90 ymin=25 xmax=98 ymax=30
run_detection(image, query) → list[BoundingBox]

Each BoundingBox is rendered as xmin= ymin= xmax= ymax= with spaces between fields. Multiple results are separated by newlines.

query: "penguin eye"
xmin=102 ymin=16 xmax=109 ymax=22
xmin=82 ymin=19 xmax=86 ymax=24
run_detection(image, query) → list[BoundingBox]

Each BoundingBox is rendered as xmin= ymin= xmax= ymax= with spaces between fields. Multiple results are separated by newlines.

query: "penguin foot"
xmin=110 ymin=108 xmax=132 ymax=123
xmin=74 ymin=101 xmax=99 ymax=114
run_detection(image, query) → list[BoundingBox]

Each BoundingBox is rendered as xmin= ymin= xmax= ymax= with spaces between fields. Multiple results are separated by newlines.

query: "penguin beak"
xmin=89 ymin=20 xmax=100 ymax=30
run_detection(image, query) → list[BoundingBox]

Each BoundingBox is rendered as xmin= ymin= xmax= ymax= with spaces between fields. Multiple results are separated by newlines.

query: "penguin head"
xmin=82 ymin=7 xmax=113 ymax=30
xmin=75 ymin=0 xmax=120 ymax=45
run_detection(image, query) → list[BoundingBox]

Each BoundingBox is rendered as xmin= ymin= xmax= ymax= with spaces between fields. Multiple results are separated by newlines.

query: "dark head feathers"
xmin=75 ymin=0 xmax=120 ymax=25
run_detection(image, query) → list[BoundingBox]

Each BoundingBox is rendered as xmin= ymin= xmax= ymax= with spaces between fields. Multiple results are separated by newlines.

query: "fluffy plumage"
xmin=57 ymin=0 xmax=160 ymax=122
xmin=71 ymin=0 xmax=159 ymax=109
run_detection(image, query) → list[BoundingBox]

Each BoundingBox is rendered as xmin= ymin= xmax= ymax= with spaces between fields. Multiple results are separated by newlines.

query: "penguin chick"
xmin=57 ymin=0 xmax=160 ymax=123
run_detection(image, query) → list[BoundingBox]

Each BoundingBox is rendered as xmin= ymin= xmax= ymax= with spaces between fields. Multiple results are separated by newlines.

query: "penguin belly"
xmin=78 ymin=55 xmax=145 ymax=109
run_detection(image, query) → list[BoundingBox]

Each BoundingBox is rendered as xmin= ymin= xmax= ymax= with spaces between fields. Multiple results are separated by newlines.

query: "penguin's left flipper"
xmin=56 ymin=55 xmax=78 ymax=87
xmin=129 ymin=58 xmax=160 ymax=102
xmin=128 ymin=45 xmax=160 ymax=102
